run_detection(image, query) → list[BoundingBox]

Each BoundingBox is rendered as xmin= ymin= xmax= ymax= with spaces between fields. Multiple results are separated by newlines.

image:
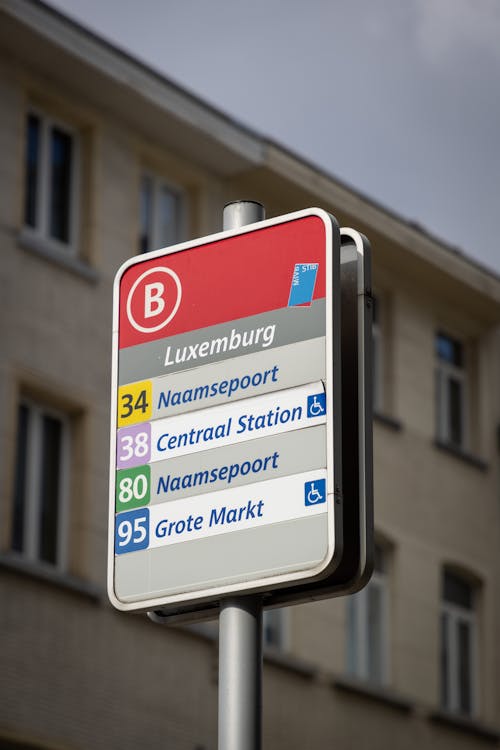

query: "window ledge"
xmin=434 ymin=440 xmax=488 ymax=471
xmin=155 ymin=613 xmax=316 ymax=679
xmin=332 ymin=675 xmax=414 ymax=713
xmin=374 ymin=411 xmax=403 ymax=432
xmin=0 ymin=553 xmax=102 ymax=603
xmin=429 ymin=710 xmax=500 ymax=743
xmin=263 ymin=647 xmax=317 ymax=679
xmin=18 ymin=230 xmax=99 ymax=283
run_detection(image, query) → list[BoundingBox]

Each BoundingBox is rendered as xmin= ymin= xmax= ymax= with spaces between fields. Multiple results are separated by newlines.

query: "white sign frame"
xmin=108 ymin=208 xmax=342 ymax=613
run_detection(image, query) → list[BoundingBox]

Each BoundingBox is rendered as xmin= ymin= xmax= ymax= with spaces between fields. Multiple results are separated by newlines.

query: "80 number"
xmin=116 ymin=465 xmax=151 ymax=511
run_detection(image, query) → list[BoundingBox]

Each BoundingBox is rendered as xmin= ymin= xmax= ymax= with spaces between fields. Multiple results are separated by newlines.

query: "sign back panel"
xmin=108 ymin=209 xmax=342 ymax=613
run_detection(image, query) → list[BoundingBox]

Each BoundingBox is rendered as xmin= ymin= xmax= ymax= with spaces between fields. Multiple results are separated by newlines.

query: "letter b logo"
xmin=144 ymin=282 xmax=166 ymax=319
xmin=126 ymin=266 xmax=182 ymax=334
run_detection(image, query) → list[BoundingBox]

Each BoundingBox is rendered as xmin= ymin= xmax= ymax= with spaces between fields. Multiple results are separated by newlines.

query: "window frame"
xmin=138 ymin=171 xmax=187 ymax=254
xmin=435 ymin=332 xmax=468 ymax=450
xmin=346 ymin=545 xmax=389 ymax=685
xmin=23 ymin=107 xmax=81 ymax=256
xmin=11 ymin=398 xmax=71 ymax=571
xmin=263 ymin=607 xmax=289 ymax=652
xmin=440 ymin=572 xmax=478 ymax=717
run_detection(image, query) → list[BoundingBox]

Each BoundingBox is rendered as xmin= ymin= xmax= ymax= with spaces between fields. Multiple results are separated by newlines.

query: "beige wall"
xmin=1 ymin=16 xmax=500 ymax=749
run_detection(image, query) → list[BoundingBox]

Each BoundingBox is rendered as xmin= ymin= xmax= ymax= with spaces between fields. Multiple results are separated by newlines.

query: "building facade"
xmin=1 ymin=2 xmax=500 ymax=749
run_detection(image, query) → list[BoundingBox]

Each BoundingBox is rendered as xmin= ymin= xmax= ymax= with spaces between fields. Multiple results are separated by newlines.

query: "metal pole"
xmin=218 ymin=201 xmax=265 ymax=750
xmin=219 ymin=597 xmax=263 ymax=750
xmin=223 ymin=200 xmax=265 ymax=233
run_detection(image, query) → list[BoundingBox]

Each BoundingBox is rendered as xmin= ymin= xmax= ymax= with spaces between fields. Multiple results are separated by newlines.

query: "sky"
xmin=48 ymin=0 xmax=500 ymax=275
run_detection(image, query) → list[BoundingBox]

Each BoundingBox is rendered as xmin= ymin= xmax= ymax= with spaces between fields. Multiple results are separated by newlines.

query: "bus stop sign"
xmin=108 ymin=208 xmax=344 ymax=613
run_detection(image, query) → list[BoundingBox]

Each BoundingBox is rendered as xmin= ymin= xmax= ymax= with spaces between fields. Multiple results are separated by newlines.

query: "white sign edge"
xmin=107 ymin=207 xmax=339 ymax=613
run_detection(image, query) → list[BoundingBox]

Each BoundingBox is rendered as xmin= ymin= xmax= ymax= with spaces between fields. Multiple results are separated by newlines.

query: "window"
xmin=440 ymin=570 xmax=478 ymax=716
xmin=346 ymin=543 xmax=388 ymax=684
xmin=263 ymin=608 xmax=287 ymax=651
xmin=23 ymin=110 xmax=79 ymax=251
xmin=436 ymin=332 xmax=467 ymax=449
xmin=11 ymin=400 xmax=70 ymax=569
xmin=139 ymin=173 xmax=185 ymax=254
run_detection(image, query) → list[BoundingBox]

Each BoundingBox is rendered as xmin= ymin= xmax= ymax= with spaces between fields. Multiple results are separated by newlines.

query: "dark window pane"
xmin=448 ymin=377 xmax=463 ymax=446
xmin=458 ymin=621 xmax=472 ymax=714
xmin=436 ymin=332 xmax=463 ymax=367
xmin=367 ymin=584 xmax=382 ymax=683
xmin=373 ymin=543 xmax=385 ymax=573
xmin=435 ymin=368 xmax=441 ymax=436
xmin=158 ymin=186 xmax=180 ymax=247
xmin=346 ymin=595 xmax=358 ymax=676
xmin=24 ymin=115 xmax=40 ymax=227
xmin=440 ymin=612 xmax=449 ymax=709
xmin=49 ymin=127 xmax=73 ymax=243
xmin=443 ymin=571 xmax=473 ymax=609
xmin=263 ymin=610 xmax=282 ymax=649
xmin=11 ymin=405 xmax=30 ymax=553
xmin=38 ymin=415 xmax=62 ymax=564
xmin=139 ymin=175 xmax=153 ymax=253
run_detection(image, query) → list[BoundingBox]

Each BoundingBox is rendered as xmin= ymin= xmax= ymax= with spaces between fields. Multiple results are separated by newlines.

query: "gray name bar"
xmin=118 ymin=299 xmax=326 ymax=385
xmin=152 ymin=337 xmax=325 ymax=420
xmin=150 ymin=424 xmax=327 ymax=504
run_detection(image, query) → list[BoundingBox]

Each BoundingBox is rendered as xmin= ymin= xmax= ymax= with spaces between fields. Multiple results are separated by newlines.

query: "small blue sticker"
xmin=305 ymin=479 xmax=326 ymax=506
xmin=288 ymin=263 xmax=319 ymax=306
xmin=307 ymin=393 xmax=326 ymax=418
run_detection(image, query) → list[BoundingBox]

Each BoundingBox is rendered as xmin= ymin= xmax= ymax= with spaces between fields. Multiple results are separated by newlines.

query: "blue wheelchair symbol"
xmin=307 ymin=393 xmax=326 ymax=418
xmin=305 ymin=479 xmax=326 ymax=506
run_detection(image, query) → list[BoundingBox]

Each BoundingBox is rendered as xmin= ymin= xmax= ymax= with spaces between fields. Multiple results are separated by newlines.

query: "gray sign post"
xmin=108 ymin=198 xmax=372 ymax=745
xmin=108 ymin=201 xmax=356 ymax=746
xmin=218 ymin=201 xmax=265 ymax=750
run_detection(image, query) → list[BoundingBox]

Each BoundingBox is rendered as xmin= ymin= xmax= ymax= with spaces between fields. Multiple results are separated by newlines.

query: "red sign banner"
xmin=118 ymin=215 xmax=327 ymax=349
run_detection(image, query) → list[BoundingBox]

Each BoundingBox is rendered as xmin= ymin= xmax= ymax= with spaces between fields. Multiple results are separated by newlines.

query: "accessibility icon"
xmin=307 ymin=393 xmax=326 ymax=418
xmin=304 ymin=478 xmax=326 ymax=506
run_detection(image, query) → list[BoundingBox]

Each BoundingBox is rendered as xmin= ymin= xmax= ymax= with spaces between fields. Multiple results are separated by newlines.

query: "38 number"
xmin=116 ymin=423 xmax=151 ymax=469
xmin=119 ymin=431 xmax=149 ymax=462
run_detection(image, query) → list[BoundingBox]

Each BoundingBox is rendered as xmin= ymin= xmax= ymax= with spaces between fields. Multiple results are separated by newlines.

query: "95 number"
xmin=115 ymin=508 xmax=150 ymax=555
xmin=118 ymin=380 xmax=152 ymax=427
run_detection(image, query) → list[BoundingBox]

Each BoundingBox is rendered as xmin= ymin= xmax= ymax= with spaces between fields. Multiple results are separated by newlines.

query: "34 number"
xmin=117 ymin=381 xmax=152 ymax=427
xmin=120 ymin=389 xmax=149 ymax=419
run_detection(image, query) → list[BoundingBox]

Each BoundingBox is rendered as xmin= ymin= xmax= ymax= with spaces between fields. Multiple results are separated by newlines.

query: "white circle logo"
xmin=126 ymin=267 xmax=182 ymax=334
